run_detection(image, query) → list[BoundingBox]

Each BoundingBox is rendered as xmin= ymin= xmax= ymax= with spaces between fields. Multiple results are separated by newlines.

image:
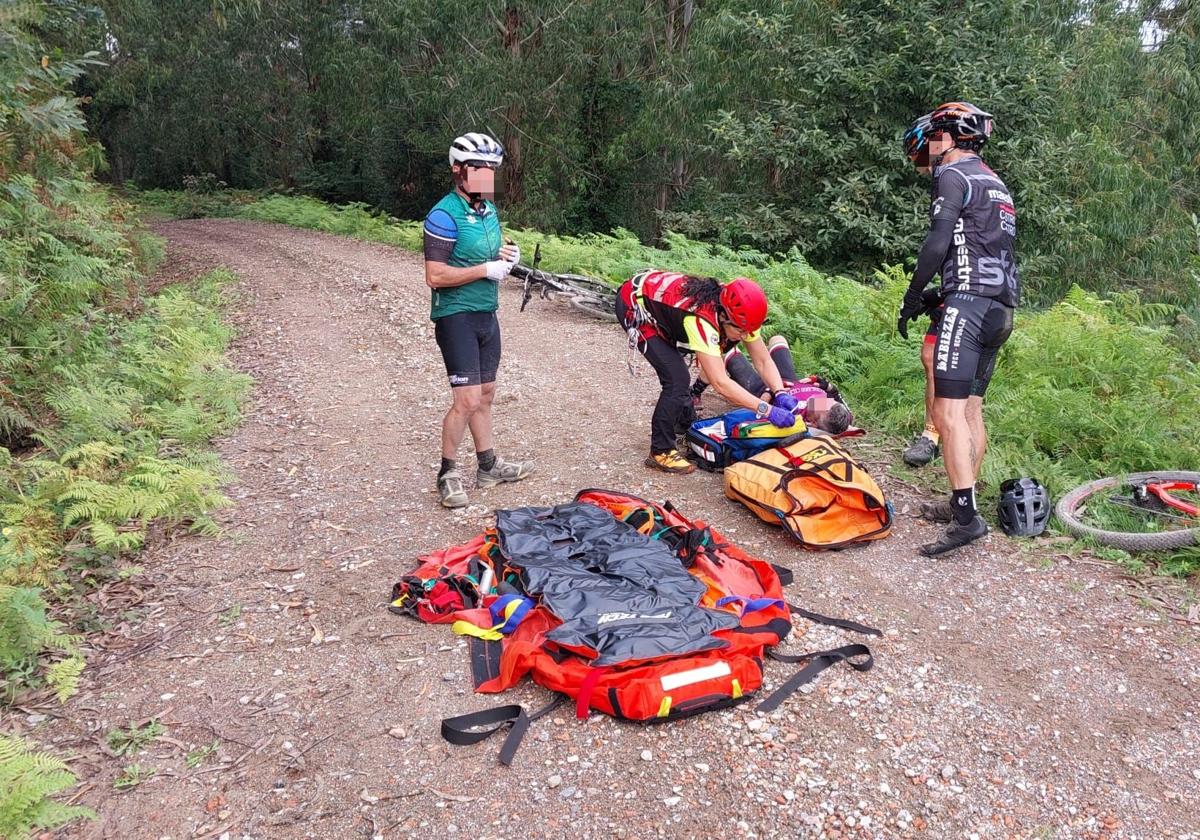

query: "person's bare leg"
xmin=442 ymin=385 xmax=482 ymax=459
xmin=967 ymin=395 xmax=986 ymax=479
xmin=921 ymin=395 xmax=988 ymax=555
xmin=934 ymin=397 xmax=973 ymax=490
xmin=471 ymin=379 xmax=534 ymax=485
xmin=467 ymin=381 xmax=496 ymax=454
xmin=922 ymin=341 xmax=938 ymax=441
xmin=904 ymin=340 xmax=941 ymax=468
xmin=438 ymin=385 xmax=482 ymax=508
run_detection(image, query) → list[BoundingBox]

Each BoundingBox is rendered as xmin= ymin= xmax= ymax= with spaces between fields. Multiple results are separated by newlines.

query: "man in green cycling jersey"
xmin=423 ymin=132 xmax=533 ymax=509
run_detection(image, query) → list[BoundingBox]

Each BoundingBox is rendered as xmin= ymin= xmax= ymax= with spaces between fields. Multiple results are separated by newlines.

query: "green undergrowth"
xmin=127 ymin=176 xmax=262 ymax=220
xmin=0 ymin=266 xmax=247 ymax=832
xmin=1 ymin=270 xmax=249 ymax=700
xmin=0 ymin=735 xmax=95 ymax=839
xmin=2 ymin=15 xmax=249 ymax=833
xmin=2 ymin=24 xmax=250 ymax=697
xmin=132 ymin=191 xmax=1200 ymax=574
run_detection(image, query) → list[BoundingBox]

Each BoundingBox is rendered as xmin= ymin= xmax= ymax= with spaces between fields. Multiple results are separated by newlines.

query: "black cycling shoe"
xmin=903 ymin=435 xmax=939 ymax=467
xmin=920 ymin=515 xmax=988 ymax=556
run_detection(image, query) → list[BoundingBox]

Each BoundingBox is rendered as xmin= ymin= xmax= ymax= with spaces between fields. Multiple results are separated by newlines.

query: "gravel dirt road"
xmin=30 ymin=219 xmax=1200 ymax=839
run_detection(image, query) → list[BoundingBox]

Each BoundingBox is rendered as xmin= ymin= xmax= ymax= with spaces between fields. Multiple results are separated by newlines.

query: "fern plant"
xmin=0 ymin=586 xmax=79 ymax=676
xmin=0 ymin=237 xmax=247 ymax=695
xmin=46 ymin=655 xmax=85 ymax=703
xmin=0 ymin=735 xmax=94 ymax=839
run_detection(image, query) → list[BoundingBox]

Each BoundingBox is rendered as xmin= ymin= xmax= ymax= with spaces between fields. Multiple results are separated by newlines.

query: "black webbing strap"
xmin=440 ymin=694 xmax=565 ymax=766
xmin=770 ymin=563 xmax=794 ymax=587
xmin=789 ymin=603 xmax=882 ymax=637
xmin=756 ymin=644 xmax=874 ymax=713
xmin=468 ymin=636 xmax=503 ymax=689
xmin=677 ymin=526 xmax=720 ymax=567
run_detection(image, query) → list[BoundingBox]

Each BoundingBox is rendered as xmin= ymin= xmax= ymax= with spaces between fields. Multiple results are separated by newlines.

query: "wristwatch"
xmin=756 ymin=400 xmax=770 ymax=418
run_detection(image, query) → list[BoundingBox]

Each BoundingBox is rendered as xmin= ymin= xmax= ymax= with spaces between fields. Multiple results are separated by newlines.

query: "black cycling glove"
xmin=920 ymin=286 xmax=943 ymax=314
xmin=897 ymin=288 xmax=926 ymax=339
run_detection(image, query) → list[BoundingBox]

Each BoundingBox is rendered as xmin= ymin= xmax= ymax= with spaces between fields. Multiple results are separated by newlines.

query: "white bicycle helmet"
xmin=448 ymin=132 xmax=504 ymax=167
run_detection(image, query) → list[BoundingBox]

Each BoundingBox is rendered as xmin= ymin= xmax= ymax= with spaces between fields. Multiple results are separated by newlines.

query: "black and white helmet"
xmin=929 ymin=102 xmax=994 ymax=152
xmin=448 ymin=132 xmax=504 ymax=167
xmin=997 ymin=477 xmax=1050 ymax=537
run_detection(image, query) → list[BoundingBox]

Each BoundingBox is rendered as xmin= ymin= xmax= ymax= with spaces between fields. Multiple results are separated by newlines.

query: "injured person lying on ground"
xmin=689 ymin=335 xmax=855 ymax=434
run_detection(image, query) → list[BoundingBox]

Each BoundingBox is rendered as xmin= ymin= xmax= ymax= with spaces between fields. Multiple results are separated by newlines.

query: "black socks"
xmin=444 ymin=452 xmax=498 ymax=476
xmin=920 ymin=485 xmax=987 ymax=556
xmin=477 ymin=449 xmax=496 ymax=472
xmin=951 ymin=486 xmax=977 ymax=526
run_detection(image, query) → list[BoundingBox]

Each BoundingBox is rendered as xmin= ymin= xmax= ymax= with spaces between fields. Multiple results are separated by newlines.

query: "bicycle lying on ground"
xmin=1056 ymin=471 xmax=1200 ymax=551
xmin=509 ymin=244 xmax=617 ymax=321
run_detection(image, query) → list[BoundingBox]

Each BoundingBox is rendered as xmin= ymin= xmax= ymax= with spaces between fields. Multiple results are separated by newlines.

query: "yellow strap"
xmin=731 ymin=679 xmax=743 ymax=699
xmin=657 ymin=696 xmax=673 ymax=717
xmin=739 ymin=417 xmax=807 ymax=438
xmin=451 ymin=620 xmax=503 ymax=641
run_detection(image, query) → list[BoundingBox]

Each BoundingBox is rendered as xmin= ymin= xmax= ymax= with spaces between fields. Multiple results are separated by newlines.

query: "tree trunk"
xmin=767 ymin=124 xmax=784 ymax=190
xmin=654 ymin=0 xmax=695 ymax=228
xmin=501 ymin=5 xmax=525 ymax=207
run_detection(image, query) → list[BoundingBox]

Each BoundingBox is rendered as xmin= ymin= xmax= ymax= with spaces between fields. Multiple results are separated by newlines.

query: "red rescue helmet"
xmin=719 ymin=277 xmax=768 ymax=332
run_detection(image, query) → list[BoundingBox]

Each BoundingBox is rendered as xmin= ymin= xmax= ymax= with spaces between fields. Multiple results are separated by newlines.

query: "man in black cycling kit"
xmin=898 ymin=102 xmax=1018 ymax=555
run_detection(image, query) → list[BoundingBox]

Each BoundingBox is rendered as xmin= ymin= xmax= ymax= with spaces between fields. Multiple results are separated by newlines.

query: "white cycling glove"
xmin=485 ymin=259 xmax=515 ymax=281
xmin=505 ymin=242 xmax=521 ymax=266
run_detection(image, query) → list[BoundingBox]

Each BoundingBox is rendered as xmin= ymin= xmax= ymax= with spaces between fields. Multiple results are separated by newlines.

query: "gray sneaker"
xmin=920 ymin=499 xmax=954 ymax=523
xmin=903 ymin=435 xmax=939 ymax=467
xmin=477 ymin=456 xmax=535 ymax=488
xmin=437 ymin=469 xmax=469 ymax=509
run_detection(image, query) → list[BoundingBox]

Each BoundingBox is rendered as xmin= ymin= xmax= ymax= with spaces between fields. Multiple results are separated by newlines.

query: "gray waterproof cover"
xmin=496 ymin=502 xmax=738 ymax=666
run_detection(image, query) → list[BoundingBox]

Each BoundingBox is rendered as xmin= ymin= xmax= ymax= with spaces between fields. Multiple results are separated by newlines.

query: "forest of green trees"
xmin=31 ymin=0 xmax=1198 ymax=306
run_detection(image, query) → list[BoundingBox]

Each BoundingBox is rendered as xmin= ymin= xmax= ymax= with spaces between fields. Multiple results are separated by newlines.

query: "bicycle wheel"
xmin=557 ymin=274 xmax=615 ymax=296
xmin=1055 ymin=471 xmax=1200 ymax=551
xmin=568 ymin=295 xmax=617 ymax=321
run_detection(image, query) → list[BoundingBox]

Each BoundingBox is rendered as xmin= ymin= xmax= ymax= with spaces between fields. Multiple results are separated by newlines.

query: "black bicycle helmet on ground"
xmin=997 ymin=477 xmax=1050 ymax=537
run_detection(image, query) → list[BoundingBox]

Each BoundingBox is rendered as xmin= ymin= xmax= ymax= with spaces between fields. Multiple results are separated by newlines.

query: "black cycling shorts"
xmin=932 ymin=293 xmax=1014 ymax=399
xmin=434 ymin=311 xmax=501 ymax=387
